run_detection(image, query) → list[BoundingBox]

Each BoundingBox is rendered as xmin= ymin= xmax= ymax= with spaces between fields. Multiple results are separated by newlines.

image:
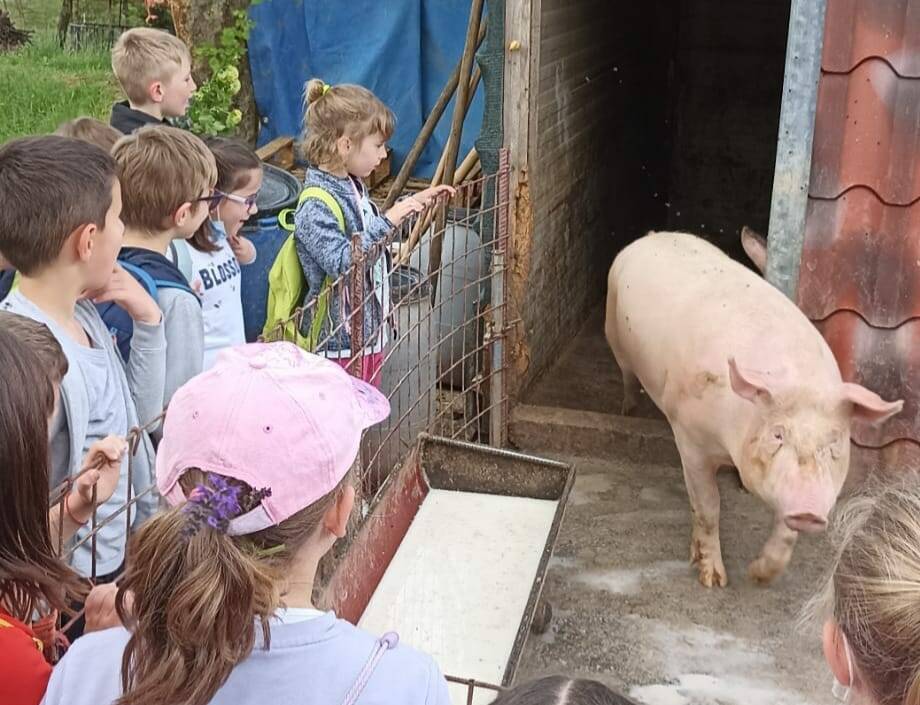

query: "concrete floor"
xmin=513 ymin=307 xmax=834 ymax=705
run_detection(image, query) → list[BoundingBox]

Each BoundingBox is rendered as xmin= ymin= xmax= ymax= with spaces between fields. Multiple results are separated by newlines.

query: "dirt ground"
xmin=513 ymin=308 xmax=834 ymax=705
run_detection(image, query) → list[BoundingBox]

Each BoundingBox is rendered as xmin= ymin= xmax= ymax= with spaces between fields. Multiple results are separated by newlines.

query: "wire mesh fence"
xmin=43 ymin=151 xmax=513 ymax=693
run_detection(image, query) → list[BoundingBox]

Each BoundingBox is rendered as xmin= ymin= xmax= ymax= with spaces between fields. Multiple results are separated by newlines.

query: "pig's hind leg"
xmin=604 ymin=285 xmax=641 ymax=416
xmin=673 ymin=428 xmax=728 ymax=587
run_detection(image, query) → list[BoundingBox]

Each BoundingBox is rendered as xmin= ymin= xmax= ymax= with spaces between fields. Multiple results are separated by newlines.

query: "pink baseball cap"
xmin=156 ymin=342 xmax=390 ymax=535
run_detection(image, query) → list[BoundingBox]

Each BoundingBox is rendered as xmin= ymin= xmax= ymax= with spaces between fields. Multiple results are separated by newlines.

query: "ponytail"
xmin=115 ymin=470 xmax=347 ymax=705
xmin=116 ymin=508 xmax=279 ymax=705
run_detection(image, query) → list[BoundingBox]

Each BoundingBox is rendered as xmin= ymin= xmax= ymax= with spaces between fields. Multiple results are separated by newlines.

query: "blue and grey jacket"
xmin=293 ymin=168 xmax=393 ymax=357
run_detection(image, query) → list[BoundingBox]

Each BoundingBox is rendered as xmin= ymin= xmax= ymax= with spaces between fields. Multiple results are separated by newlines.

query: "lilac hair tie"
xmin=181 ymin=473 xmax=272 ymax=540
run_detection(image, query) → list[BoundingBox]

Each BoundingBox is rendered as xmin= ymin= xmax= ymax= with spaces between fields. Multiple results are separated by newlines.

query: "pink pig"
xmin=605 ymin=231 xmax=902 ymax=587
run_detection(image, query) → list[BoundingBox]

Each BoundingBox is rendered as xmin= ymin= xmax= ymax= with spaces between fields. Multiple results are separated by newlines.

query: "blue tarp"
xmin=248 ymin=0 xmax=484 ymax=179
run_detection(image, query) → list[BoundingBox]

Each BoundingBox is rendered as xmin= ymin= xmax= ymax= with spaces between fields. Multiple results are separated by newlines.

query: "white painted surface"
xmin=359 ymin=489 xmax=558 ymax=705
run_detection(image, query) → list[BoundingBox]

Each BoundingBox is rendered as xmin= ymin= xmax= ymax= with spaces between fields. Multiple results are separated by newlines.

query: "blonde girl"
xmin=812 ymin=473 xmax=920 ymax=705
xmin=294 ymin=79 xmax=452 ymax=386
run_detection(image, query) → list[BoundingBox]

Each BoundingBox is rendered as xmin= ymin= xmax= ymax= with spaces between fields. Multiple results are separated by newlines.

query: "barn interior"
xmin=517 ymin=0 xmax=793 ymax=410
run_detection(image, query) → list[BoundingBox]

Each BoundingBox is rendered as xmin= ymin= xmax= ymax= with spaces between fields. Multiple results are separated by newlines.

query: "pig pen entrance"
xmin=506 ymin=2 xmax=837 ymax=703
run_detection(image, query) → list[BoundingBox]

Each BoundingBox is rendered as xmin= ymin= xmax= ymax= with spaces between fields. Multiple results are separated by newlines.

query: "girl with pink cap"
xmin=43 ymin=342 xmax=451 ymax=705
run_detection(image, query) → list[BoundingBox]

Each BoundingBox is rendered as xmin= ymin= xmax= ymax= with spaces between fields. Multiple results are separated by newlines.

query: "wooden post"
xmin=427 ymin=0 xmax=484 ymax=298
xmin=383 ymin=22 xmax=487 ymax=211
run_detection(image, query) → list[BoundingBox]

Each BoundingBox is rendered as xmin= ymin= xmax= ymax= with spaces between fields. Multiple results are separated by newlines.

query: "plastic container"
xmin=240 ymin=163 xmax=302 ymax=341
xmin=372 ymin=265 xmax=438 ymax=476
xmin=408 ymin=211 xmax=489 ymax=388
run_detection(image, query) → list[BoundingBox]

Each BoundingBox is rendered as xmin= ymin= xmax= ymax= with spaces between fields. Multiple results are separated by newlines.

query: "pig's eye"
xmin=772 ymin=427 xmax=785 ymax=443
xmin=765 ymin=426 xmax=785 ymax=454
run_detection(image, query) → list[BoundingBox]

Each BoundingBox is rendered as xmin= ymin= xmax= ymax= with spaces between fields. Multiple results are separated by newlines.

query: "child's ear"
xmin=173 ymin=201 xmax=193 ymax=228
xmin=335 ymin=135 xmax=351 ymax=157
xmin=73 ymin=222 xmax=98 ymax=263
xmin=149 ymin=80 xmax=165 ymax=105
xmin=322 ymin=485 xmax=355 ymax=539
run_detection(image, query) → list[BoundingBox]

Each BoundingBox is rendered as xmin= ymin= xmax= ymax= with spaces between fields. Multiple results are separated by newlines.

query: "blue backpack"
xmin=96 ymin=258 xmax=197 ymax=362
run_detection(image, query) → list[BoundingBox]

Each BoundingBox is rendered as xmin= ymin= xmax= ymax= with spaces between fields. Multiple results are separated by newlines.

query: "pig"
xmin=605 ymin=231 xmax=903 ymax=587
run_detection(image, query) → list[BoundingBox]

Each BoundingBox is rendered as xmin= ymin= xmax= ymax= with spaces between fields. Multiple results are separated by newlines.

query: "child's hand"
xmin=87 ymin=265 xmax=161 ymax=325
xmin=414 ymin=184 xmax=455 ymax=205
xmin=386 ymin=197 xmax=425 ymax=227
xmin=83 ymin=583 xmax=127 ymax=633
xmin=228 ymin=233 xmax=256 ymax=265
xmin=68 ymin=435 xmax=127 ymax=522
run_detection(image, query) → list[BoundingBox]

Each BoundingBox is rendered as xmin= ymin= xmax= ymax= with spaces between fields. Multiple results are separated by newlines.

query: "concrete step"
xmin=509 ymin=403 xmax=680 ymax=465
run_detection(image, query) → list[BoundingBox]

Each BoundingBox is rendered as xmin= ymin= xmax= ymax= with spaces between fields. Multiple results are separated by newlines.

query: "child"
xmin=43 ymin=342 xmax=451 ymax=705
xmin=490 ymin=677 xmax=638 ymax=705
xmin=102 ymin=125 xmax=216 ymax=408
xmin=54 ymin=117 xmax=121 ymax=152
xmin=109 ymin=27 xmax=196 ymax=134
xmin=0 ymin=314 xmax=133 ymax=705
xmin=175 ymin=137 xmax=259 ymax=369
xmin=809 ymin=474 xmax=920 ymax=705
xmin=0 ymin=136 xmax=164 ymax=583
xmin=294 ymin=79 xmax=453 ymax=386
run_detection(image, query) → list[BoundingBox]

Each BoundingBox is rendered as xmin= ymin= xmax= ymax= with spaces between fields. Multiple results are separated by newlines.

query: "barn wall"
xmin=520 ymin=1 xmax=675 ymax=393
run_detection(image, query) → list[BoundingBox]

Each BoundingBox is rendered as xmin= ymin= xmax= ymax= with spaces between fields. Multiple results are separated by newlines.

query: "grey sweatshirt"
xmin=156 ymin=287 xmax=204 ymax=412
xmin=1 ymin=293 xmax=164 ymax=576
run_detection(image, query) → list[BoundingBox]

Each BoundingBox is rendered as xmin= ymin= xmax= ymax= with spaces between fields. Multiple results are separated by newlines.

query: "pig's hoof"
xmin=696 ymin=561 xmax=728 ymax=588
xmin=620 ymin=399 xmax=637 ymax=416
xmin=748 ymin=557 xmax=782 ymax=585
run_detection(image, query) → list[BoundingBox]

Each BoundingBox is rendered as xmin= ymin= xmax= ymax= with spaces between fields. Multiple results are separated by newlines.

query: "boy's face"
xmin=158 ymin=59 xmax=196 ymax=118
xmin=84 ymin=180 xmax=125 ymax=290
xmin=345 ymin=132 xmax=388 ymax=179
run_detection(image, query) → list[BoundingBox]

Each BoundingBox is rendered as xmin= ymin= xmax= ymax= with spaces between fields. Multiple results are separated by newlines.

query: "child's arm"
xmin=90 ymin=265 xmax=167 ymax=424
xmin=160 ymin=293 xmax=204 ymax=409
xmin=228 ymin=232 xmax=256 ymax=265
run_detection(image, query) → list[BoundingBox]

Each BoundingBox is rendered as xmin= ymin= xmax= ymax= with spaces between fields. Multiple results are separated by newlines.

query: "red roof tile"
xmin=797 ymin=0 xmax=920 ymax=453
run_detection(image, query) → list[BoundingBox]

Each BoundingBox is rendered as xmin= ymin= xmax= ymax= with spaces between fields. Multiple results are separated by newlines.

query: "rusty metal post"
xmin=349 ymin=233 xmax=366 ymax=379
xmin=490 ymin=149 xmax=511 ymax=447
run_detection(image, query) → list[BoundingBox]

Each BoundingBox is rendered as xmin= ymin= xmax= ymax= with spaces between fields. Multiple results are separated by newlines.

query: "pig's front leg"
xmin=748 ymin=515 xmax=798 ymax=584
xmin=674 ymin=430 xmax=727 ymax=587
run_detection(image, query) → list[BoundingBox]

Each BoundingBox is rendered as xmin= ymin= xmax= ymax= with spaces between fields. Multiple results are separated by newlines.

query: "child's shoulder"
xmin=332 ymin=618 xmax=441 ymax=679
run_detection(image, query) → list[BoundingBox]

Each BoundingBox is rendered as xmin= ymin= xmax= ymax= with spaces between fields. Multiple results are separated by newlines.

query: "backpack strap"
xmin=278 ymin=186 xmax=346 ymax=233
xmin=119 ymin=261 xmax=159 ymax=302
xmin=339 ymin=632 xmax=399 ymax=705
xmin=168 ymin=240 xmax=195 ymax=284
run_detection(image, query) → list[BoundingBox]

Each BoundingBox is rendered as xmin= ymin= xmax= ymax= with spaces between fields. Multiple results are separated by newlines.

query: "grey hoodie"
xmin=1 ymin=293 xmax=164 ymax=576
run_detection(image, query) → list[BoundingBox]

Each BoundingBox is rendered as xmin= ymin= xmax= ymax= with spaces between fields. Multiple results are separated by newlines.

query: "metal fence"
xmin=45 ymin=151 xmax=513 ymax=693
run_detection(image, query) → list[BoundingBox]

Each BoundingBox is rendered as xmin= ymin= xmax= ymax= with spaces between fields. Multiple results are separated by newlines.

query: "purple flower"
xmin=180 ymin=473 xmax=271 ymax=540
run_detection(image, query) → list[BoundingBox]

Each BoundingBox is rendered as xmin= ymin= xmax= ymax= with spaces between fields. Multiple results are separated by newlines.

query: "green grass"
xmin=0 ymin=30 xmax=123 ymax=143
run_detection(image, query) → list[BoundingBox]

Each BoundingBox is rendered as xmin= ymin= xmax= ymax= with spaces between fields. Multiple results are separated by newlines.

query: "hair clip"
xmin=181 ymin=473 xmax=271 ymax=540
xmin=322 ymin=83 xmax=332 ymax=96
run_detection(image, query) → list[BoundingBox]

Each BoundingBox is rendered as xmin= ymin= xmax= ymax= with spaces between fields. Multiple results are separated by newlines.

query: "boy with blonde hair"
xmin=0 ymin=136 xmax=165 ymax=581
xmin=100 ymin=125 xmax=217 ymax=411
xmin=110 ymin=27 xmax=196 ymax=134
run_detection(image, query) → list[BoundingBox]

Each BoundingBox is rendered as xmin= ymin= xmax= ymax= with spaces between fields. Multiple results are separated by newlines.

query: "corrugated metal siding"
xmin=797 ymin=0 xmax=920 ymax=458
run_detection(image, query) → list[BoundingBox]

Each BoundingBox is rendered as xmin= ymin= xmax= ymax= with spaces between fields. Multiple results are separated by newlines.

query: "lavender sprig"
xmin=181 ymin=473 xmax=272 ymax=540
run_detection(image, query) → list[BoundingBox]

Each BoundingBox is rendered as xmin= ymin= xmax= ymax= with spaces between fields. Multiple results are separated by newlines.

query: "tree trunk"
xmin=166 ymin=0 xmax=259 ymax=144
xmin=57 ymin=0 xmax=73 ymax=47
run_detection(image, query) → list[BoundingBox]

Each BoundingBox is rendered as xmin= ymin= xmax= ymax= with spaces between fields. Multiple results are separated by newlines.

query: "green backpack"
xmin=262 ymin=187 xmax=343 ymax=351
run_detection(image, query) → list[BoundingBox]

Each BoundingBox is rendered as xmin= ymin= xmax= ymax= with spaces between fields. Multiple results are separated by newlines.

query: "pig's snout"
xmin=784 ymin=513 xmax=828 ymax=533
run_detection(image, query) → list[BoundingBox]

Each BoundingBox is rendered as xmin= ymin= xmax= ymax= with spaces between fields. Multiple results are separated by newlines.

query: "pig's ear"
xmin=841 ymin=383 xmax=904 ymax=426
xmin=728 ymin=357 xmax=774 ymax=405
xmin=741 ymin=226 xmax=767 ymax=274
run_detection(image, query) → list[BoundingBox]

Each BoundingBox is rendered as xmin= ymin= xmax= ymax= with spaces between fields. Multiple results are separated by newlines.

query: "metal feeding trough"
xmin=322 ymin=435 xmax=575 ymax=705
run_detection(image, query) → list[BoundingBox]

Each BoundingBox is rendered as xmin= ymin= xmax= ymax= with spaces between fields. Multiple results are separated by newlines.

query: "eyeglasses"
xmin=215 ymin=189 xmax=260 ymax=210
xmin=192 ymin=192 xmax=225 ymax=210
